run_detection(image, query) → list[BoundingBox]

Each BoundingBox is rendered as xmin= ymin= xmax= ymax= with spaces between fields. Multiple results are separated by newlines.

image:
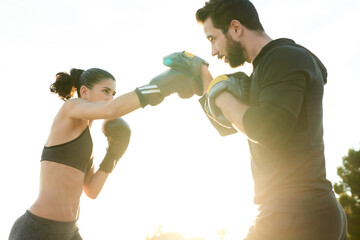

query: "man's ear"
xmin=229 ymin=20 xmax=243 ymax=38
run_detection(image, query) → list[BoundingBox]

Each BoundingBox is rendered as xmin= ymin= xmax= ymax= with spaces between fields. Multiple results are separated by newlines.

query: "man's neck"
xmin=245 ymin=31 xmax=272 ymax=63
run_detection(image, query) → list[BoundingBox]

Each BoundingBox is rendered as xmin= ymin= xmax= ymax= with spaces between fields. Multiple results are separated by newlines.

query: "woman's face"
xmin=85 ymin=78 xmax=116 ymax=102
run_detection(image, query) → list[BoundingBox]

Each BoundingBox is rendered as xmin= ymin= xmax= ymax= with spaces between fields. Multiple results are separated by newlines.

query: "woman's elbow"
xmin=83 ymin=185 xmax=101 ymax=199
xmin=84 ymin=190 xmax=100 ymax=199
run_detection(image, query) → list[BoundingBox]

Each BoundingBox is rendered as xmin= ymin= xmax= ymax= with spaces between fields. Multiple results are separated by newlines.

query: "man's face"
xmin=203 ymin=17 xmax=247 ymax=68
xmin=224 ymin=32 xmax=247 ymax=68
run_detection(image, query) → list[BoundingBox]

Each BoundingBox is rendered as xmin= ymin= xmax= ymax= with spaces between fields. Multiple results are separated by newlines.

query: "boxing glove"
xmin=205 ymin=72 xmax=250 ymax=128
xmin=135 ymin=68 xmax=196 ymax=107
xmin=163 ymin=51 xmax=209 ymax=96
xmin=99 ymin=118 xmax=131 ymax=173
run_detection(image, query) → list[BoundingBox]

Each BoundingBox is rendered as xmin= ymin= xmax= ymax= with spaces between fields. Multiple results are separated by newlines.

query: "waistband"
xmin=258 ymin=190 xmax=339 ymax=213
xmin=26 ymin=210 xmax=79 ymax=234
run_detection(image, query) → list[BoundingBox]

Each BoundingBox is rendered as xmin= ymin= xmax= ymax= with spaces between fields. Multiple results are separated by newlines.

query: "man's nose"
xmin=211 ymin=44 xmax=218 ymax=56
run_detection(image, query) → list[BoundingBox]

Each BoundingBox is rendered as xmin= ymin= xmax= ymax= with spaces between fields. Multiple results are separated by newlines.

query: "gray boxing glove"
xmin=205 ymin=72 xmax=250 ymax=128
xmin=163 ymin=51 xmax=209 ymax=96
xmin=99 ymin=118 xmax=131 ymax=173
xmin=135 ymin=68 xmax=196 ymax=107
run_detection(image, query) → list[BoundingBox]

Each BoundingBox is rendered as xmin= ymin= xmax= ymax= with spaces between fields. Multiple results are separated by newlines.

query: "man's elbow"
xmin=244 ymin=109 xmax=297 ymax=148
xmin=248 ymin=131 xmax=293 ymax=149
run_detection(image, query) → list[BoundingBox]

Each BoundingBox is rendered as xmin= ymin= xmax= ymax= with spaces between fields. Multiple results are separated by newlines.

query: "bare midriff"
xmin=29 ymin=161 xmax=85 ymax=222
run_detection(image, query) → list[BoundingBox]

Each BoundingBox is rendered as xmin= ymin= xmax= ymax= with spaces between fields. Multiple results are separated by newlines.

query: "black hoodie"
xmin=243 ymin=38 xmax=337 ymax=212
xmin=199 ymin=38 xmax=338 ymax=212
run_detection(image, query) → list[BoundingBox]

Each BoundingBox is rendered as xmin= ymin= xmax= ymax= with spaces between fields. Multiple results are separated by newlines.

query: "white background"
xmin=1 ymin=0 xmax=360 ymax=239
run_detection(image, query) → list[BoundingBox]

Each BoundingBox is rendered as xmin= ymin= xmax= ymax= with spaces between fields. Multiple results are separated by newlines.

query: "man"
xmin=167 ymin=0 xmax=347 ymax=239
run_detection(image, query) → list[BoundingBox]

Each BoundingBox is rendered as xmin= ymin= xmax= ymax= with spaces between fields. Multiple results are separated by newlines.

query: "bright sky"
xmin=1 ymin=0 xmax=360 ymax=239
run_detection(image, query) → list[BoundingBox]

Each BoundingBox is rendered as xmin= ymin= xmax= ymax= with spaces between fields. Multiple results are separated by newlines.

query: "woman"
xmin=8 ymin=68 xmax=144 ymax=239
xmin=8 ymin=62 xmax=205 ymax=239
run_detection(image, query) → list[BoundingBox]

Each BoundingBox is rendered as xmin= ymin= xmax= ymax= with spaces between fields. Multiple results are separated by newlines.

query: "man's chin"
xmin=220 ymin=57 xmax=245 ymax=68
xmin=228 ymin=61 xmax=245 ymax=68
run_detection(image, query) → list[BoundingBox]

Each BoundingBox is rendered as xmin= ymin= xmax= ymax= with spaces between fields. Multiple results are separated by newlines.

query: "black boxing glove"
xmin=163 ymin=51 xmax=209 ymax=96
xmin=135 ymin=68 xmax=196 ymax=107
xmin=205 ymin=72 xmax=250 ymax=128
xmin=99 ymin=118 xmax=131 ymax=173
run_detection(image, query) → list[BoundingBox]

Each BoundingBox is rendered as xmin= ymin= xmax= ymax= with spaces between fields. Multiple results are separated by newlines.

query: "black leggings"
xmin=8 ymin=210 xmax=82 ymax=240
xmin=244 ymin=201 xmax=347 ymax=240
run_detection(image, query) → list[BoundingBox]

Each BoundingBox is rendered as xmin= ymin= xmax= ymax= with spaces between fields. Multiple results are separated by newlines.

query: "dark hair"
xmin=196 ymin=0 xmax=264 ymax=34
xmin=50 ymin=68 xmax=115 ymax=101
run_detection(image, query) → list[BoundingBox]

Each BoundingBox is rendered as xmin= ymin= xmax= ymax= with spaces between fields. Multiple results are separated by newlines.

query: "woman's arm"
xmin=83 ymin=166 xmax=109 ymax=199
xmin=83 ymin=118 xmax=131 ymax=199
xmin=65 ymin=91 xmax=141 ymax=121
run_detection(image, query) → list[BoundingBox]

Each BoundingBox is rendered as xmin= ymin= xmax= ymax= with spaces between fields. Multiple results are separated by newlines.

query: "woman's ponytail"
xmin=50 ymin=68 xmax=84 ymax=101
xmin=50 ymin=67 xmax=114 ymax=101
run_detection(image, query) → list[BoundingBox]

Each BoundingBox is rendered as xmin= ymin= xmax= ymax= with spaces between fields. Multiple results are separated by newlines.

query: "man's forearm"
xmin=214 ymin=91 xmax=250 ymax=135
xmin=200 ymin=65 xmax=213 ymax=95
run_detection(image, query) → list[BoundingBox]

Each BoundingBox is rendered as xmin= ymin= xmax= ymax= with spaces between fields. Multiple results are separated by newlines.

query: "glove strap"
xmin=204 ymin=97 xmax=233 ymax=129
xmin=99 ymin=148 xmax=120 ymax=173
xmin=135 ymin=84 xmax=162 ymax=108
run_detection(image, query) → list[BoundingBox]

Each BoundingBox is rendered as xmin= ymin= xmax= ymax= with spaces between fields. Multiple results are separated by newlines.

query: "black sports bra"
xmin=41 ymin=126 xmax=93 ymax=173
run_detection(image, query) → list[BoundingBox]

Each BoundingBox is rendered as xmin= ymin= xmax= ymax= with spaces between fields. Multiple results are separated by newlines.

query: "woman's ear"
xmin=79 ymin=85 xmax=89 ymax=99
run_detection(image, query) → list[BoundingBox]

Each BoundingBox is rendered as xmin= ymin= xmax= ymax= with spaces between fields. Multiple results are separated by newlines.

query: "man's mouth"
xmin=218 ymin=55 xmax=228 ymax=63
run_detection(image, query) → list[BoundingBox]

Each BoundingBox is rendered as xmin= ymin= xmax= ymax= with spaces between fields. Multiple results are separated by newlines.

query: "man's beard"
xmin=225 ymin=33 xmax=247 ymax=68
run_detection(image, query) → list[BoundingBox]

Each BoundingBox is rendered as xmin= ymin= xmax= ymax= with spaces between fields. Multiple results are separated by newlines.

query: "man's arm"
xmin=214 ymin=91 xmax=250 ymax=135
xmin=200 ymin=65 xmax=213 ymax=95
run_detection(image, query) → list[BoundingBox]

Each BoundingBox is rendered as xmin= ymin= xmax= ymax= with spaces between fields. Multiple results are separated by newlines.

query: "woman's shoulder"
xmin=60 ymin=98 xmax=87 ymax=112
xmin=63 ymin=98 xmax=86 ymax=106
xmin=53 ymin=98 xmax=85 ymax=123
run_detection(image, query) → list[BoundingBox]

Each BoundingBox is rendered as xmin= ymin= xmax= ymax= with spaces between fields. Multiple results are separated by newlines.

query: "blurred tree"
xmin=334 ymin=147 xmax=360 ymax=240
xmin=145 ymin=225 xmax=205 ymax=240
xmin=216 ymin=228 xmax=226 ymax=240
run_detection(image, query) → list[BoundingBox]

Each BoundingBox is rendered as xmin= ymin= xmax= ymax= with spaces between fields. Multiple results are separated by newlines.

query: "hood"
xmin=253 ymin=38 xmax=327 ymax=84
